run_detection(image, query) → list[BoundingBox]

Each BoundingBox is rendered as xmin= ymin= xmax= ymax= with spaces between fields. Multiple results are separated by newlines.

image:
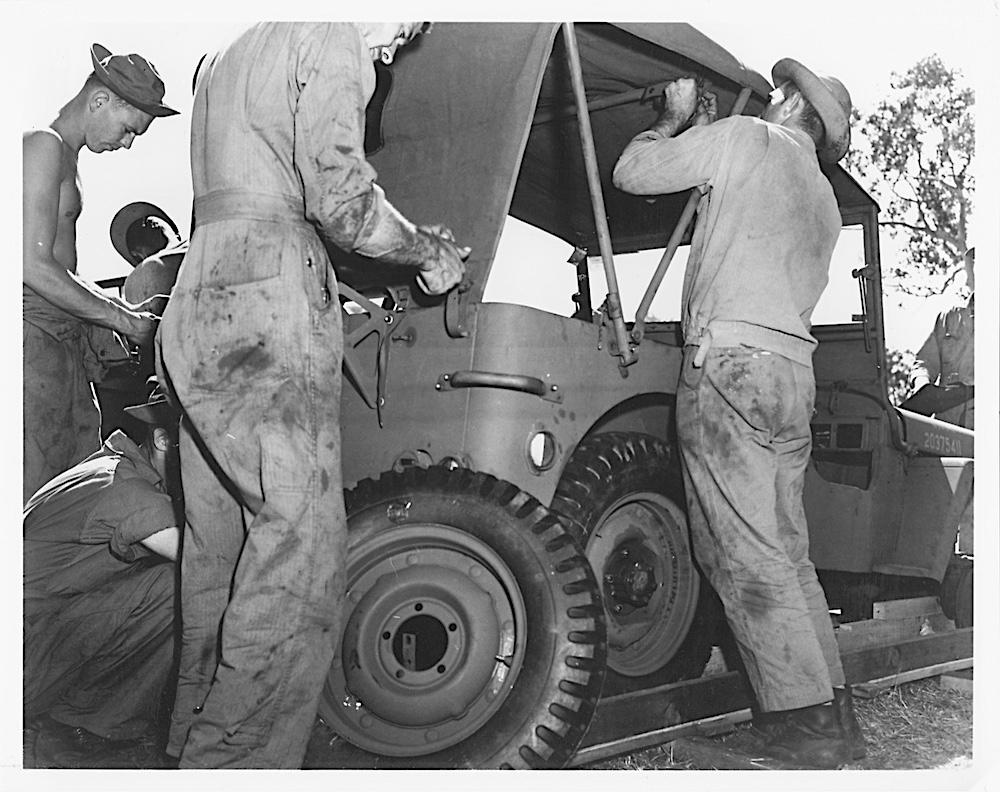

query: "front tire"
xmin=317 ymin=466 xmax=606 ymax=768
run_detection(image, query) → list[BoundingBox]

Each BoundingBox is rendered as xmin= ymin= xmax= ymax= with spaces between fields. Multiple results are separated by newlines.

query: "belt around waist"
xmin=194 ymin=190 xmax=313 ymax=229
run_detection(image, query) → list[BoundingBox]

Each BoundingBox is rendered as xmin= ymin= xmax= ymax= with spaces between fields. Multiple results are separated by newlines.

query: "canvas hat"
xmin=772 ymin=58 xmax=852 ymax=162
xmin=123 ymin=378 xmax=178 ymax=425
xmin=90 ymin=42 xmax=178 ymax=117
xmin=110 ymin=201 xmax=179 ymax=266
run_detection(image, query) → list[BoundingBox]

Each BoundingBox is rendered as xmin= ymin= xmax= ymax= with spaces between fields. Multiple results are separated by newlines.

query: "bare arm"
xmin=139 ymin=526 xmax=179 ymax=561
xmin=22 ymin=130 xmax=157 ymax=345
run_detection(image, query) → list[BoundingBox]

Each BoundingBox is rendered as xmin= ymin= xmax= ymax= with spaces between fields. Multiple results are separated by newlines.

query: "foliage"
xmin=886 ymin=348 xmax=918 ymax=404
xmin=845 ymin=55 xmax=975 ymax=297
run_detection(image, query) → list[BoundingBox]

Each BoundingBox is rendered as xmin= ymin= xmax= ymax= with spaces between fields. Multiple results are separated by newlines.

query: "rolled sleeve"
xmin=81 ymin=477 xmax=177 ymax=563
xmin=294 ymin=25 xmax=423 ymax=261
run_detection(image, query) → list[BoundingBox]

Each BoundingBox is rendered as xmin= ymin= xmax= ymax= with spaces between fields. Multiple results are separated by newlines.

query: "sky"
xmin=4 ymin=1 xmax=1000 ymax=785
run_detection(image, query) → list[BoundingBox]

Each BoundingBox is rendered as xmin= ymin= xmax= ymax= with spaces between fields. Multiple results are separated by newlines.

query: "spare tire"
xmin=315 ymin=466 xmax=606 ymax=768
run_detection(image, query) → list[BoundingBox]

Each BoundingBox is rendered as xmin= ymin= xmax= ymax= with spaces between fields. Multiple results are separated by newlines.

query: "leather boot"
xmin=834 ymin=685 xmax=867 ymax=759
xmin=759 ymin=701 xmax=850 ymax=769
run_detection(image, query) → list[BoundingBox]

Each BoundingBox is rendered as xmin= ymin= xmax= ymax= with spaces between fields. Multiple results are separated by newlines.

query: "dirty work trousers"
xmin=23 ymin=322 xmax=101 ymax=503
xmin=24 ymin=561 xmax=175 ymax=740
xmin=158 ymin=219 xmax=347 ymax=768
xmin=676 ymin=345 xmax=844 ymax=712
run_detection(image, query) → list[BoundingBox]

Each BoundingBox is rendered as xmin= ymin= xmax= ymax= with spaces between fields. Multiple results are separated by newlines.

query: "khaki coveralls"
xmin=159 ymin=22 xmax=431 ymax=768
xmin=614 ymin=116 xmax=846 ymax=712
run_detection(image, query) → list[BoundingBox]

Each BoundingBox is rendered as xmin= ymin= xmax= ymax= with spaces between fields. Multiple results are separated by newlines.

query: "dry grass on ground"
xmin=588 ymin=677 xmax=973 ymax=771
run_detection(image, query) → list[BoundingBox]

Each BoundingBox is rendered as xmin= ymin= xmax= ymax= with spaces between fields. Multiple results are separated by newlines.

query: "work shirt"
xmin=912 ymin=295 xmax=975 ymax=428
xmin=24 ymin=430 xmax=176 ymax=615
xmin=613 ymin=115 xmax=842 ymax=365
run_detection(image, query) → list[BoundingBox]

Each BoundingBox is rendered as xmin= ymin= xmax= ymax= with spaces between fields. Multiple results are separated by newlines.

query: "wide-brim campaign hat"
xmin=772 ymin=58 xmax=852 ymax=163
xmin=90 ymin=42 xmax=179 ymax=118
xmin=110 ymin=201 xmax=179 ymax=266
xmin=123 ymin=378 xmax=178 ymax=425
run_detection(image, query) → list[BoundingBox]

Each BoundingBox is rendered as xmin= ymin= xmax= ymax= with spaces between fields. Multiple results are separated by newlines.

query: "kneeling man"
xmin=24 ymin=381 xmax=182 ymax=763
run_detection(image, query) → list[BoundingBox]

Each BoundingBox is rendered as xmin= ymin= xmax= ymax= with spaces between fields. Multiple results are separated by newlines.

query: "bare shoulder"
xmin=23 ymin=129 xmax=72 ymax=180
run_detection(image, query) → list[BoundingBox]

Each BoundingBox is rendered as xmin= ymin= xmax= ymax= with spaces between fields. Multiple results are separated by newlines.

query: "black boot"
xmin=834 ymin=685 xmax=867 ymax=759
xmin=759 ymin=701 xmax=850 ymax=769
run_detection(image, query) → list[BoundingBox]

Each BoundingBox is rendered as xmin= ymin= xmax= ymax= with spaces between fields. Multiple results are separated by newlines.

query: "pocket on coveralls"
xmin=705 ymin=347 xmax=791 ymax=438
xmin=187 ymin=278 xmax=288 ymax=393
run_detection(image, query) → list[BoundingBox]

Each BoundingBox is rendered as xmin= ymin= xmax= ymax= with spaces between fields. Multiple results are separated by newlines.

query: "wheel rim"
xmin=325 ymin=523 xmax=526 ymax=756
xmin=587 ymin=493 xmax=699 ymax=677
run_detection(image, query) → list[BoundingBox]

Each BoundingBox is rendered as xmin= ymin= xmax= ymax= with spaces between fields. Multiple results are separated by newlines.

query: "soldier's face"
xmin=87 ymin=98 xmax=153 ymax=153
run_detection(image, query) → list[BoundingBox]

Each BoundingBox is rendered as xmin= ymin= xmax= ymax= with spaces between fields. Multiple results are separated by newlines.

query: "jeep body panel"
xmin=334 ymin=22 xmax=971 ymax=588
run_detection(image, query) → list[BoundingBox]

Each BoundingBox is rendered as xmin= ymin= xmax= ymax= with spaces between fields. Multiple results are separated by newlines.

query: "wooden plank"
xmin=841 ymin=627 xmax=972 ymax=684
xmin=579 ymin=671 xmax=752 ymax=748
xmin=853 ymin=658 xmax=973 ymax=697
xmin=873 ymin=596 xmax=941 ymax=620
xmin=835 ymin=613 xmax=956 ymax=653
xmin=569 ymin=709 xmax=752 ymax=768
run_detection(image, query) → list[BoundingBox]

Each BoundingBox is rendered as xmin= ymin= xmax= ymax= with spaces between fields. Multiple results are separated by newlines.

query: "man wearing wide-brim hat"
xmin=613 ymin=59 xmax=861 ymax=768
xmin=22 ymin=43 xmax=179 ymax=502
xmin=24 ymin=379 xmax=182 ymax=767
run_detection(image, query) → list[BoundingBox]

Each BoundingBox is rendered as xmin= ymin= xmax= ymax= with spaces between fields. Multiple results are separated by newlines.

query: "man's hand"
xmin=122 ymin=310 xmax=160 ymax=348
xmin=416 ymin=225 xmax=470 ymax=296
xmin=693 ymin=91 xmax=718 ymax=127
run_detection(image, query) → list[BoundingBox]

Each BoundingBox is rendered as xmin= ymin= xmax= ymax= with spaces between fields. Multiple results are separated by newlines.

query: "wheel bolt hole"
xmin=437 ymin=665 xmax=446 ymax=674
xmin=382 ymin=631 xmax=391 ymax=640
xmin=448 ymin=623 xmax=457 ymax=632
xmin=395 ymin=670 xmax=404 ymax=679
xmin=392 ymin=615 xmax=448 ymax=671
xmin=414 ymin=603 xmax=423 ymax=612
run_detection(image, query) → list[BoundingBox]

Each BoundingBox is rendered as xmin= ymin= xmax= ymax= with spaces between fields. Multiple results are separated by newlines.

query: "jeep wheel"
xmin=552 ymin=432 xmax=714 ymax=694
xmin=316 ymin=466 xmax=606 ymax=768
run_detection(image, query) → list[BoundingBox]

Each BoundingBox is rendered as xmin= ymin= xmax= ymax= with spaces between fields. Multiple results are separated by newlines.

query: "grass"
xmin=586 ymin=677 xmax=973 ymax=771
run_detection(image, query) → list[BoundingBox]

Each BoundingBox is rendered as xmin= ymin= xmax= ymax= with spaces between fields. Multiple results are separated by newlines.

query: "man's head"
xmin=766 ymin=59 xmax=852 ymax=162
xmin=357 ymin=22 xmax=431 ymax=65
xmin=123 ymin=379 xmax=180 ymax=480
xmin=82 ymin=43 xmax=177 ymax=153
xmin=110 ymin=201 xmax=180 ymax=266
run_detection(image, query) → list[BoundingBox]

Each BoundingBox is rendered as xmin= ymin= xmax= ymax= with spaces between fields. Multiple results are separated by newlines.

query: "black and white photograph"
xmin=5 ymin=1 xmax=997 ymax=788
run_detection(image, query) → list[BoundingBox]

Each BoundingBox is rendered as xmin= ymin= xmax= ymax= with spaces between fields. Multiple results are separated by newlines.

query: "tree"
xmin=885 ymin=348 xmax=918 ymax=404
xmin=845 ymin=55 xmax=975 ymax=298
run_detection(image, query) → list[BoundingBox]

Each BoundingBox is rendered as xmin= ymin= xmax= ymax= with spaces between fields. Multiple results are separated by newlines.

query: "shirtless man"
xmin=23 ymin=43 xmax=178 ymax=501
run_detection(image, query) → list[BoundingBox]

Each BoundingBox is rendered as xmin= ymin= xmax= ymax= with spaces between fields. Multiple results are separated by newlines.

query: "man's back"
xmin=24 ymin=433 xmax=175 ymax=608
xmin=191 ymin=23 xmax=375 ymax=205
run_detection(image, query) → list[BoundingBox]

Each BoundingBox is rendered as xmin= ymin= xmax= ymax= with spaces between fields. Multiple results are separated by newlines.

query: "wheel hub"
xmin=324 ymin=525 xmax=525 ymax=756
xmin=603 ymin=539 xmax=659 ymax=614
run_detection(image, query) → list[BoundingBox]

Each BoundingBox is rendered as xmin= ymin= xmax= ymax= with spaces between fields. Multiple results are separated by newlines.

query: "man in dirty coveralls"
xmin=613 ymin=59 xmax=863 ymax=768
xmin=22 ymin=43 xmax=175 ymax=502
xmin=24 ymin=381 xmax=181 ymax=767
xmin=157 ymin=22 xmax=468 ymax=768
